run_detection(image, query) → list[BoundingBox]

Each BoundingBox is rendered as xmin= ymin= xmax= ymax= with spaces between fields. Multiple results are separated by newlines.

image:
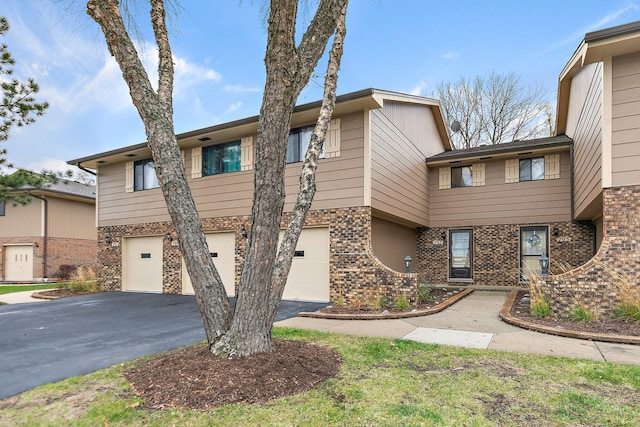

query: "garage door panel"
xmin=123 ymin=236 xmax=163 ymax=292
xmin=182 ymin=232 xmax=235 ymax=296
xmin=281 ymin=228 xmax=329 ymax=302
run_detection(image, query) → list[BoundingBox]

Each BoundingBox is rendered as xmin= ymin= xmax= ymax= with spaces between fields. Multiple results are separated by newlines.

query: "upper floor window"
xmin=203 ymin=141 xmax=241 ymax=176
xmin=287 ymin=125 xmax=325 ymax=164
xmin=519 ymin=157 xmax=544 ymax=181
xmin=0 ymin=200 xmax=5 ymax=216
xmin=134 ymin=159 xmax=160 ymax=191
xmin=451 ymin=166 xmax=473 ymax=188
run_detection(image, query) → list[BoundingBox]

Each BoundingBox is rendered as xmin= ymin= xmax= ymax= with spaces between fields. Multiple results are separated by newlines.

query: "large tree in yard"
xmin=87 ymin=0 xmax=348 ymax=357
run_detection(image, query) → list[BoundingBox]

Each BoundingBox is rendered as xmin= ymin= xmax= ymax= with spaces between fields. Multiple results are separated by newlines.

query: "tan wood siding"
xmin=370 ymin=109 xmax=430 ymax=226
xmin=566 ymin=63 xmax=604 ymax=219
xmin=428 ymin=152 xmax=572 ymax=227
xmin=612 ymin=52 xmax=640 ymax=187
xmin=47 ymin=198 xmax=97 ymax=240
xmin=283 ymin=111 xmax=365 ymax=211
xmin=98 ymin=112 xmax=366 ymax=227
xmin=381 ymin=101 xmax=447 ymax=157
xmin=371 ymin=217 xmax=416 ymax=272
xmin=0 ymin=200 xmax=42 ymax=237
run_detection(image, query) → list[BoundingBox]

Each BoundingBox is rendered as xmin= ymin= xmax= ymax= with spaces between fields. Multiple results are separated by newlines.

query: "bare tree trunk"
xmin=87 ymin=0 xmax=231 ymax=345
xmin=268 ymin=4 xmax=346 ymax=326
xmin=211 ymin=0 xmax=348 ymax=358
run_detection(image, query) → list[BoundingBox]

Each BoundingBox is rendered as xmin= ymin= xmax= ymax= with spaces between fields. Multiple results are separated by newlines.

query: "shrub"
xmin=530 ymin=290 xmax=552 ymax=318
xmin=612 ymin=303 xmax=640 ymax=321
xmin=55 ymin=264 xmax=77 ymax=280
xmin=395 ymin=294 xmax=410 ymax=310
xmin=568 ymin=303 xmax=597 ymax=322
xmin=417 ymin=285 xmax=433 ymax=304
xmin=56 ymin=266 xmax=100 ymax=293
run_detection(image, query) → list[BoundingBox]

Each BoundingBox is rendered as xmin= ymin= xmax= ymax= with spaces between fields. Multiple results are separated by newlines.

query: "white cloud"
xmin=223 ymin=84 xmax=262 ymax=93
xmin=23 ymin=158 xmax=72 ymax=174
xmin=224 ymin=102 xmax=243 ymax=115
xmin=591 ymin=4 xmax=640 ymax=29
xmin=441 ymin=51 xmax=459 ymax=60
xmin=409 ymin=81 xmax=428 ymax=96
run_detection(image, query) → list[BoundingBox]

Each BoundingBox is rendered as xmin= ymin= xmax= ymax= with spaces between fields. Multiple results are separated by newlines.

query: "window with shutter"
xmin=325 ymin=118 xmax=341 ymax=158
xmin=241 ymin=136 xmax=254 ymax=171
xmin=505 ymin=159 xmax=519 ymax=183
xmin=439 ymin=167 xmax=451 ymax=189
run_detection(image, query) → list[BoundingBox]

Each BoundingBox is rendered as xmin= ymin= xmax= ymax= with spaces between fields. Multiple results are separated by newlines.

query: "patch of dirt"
xmin=510 ymin=291 xmax=640 ymax=336
xmin=318 ymin=288 xmax=458 ymax=315
xmin=124 ymin=340 xmax=341 ymax=411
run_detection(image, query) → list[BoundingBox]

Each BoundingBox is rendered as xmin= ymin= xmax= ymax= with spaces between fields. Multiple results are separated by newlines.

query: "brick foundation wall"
xmin=534 ymin=185 xmax=640 ymax=317
xmin=97 ymin=206 xmax=418 ymax=304
xmin=417 ymin=222 xmax=594 ymax=287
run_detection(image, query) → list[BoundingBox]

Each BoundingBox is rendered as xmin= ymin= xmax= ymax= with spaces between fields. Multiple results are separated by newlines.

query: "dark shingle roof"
xmin=426 ymin=135 xmax=573 ymax=163
xmin=43 ymin=179 xmax=96 ymax=200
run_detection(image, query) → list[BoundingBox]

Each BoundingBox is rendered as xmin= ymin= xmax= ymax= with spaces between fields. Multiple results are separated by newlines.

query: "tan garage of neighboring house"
xmin=4 ymin=244 xmax=36 ymax=281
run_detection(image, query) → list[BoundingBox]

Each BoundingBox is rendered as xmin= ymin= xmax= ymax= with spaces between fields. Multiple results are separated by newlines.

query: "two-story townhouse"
xmin=534 ymin=20 xmax=640 ymax=315
xmin=0 ymin=176 xmax=97 ymax=281
xmin=418 ymin=136 xmax=595 ymax=287
xmin=68 ymin=89 xmax=451 ymax=303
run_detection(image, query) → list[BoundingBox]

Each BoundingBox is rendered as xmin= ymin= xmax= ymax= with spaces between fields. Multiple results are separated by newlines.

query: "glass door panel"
xmin=449 ymin=229 xmax=473 ymax=279
xmin=520 ymin=226 xmax=548 ymax=281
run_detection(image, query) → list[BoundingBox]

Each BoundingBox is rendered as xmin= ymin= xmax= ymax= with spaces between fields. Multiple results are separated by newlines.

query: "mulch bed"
xmin=125 ymin=340 xmax=341 ymax=411
xmin=509 ymin=290 xmax=640 ymax=337
xmin=32 ymin=289 xmax=102 ymax=299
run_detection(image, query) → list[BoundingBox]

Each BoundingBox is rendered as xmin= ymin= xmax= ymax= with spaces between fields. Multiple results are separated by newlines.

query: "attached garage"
xmin=281 ymin=227 xmax=330 ymax=302
xmin=122 ymin=236 xmax=163 ymax=292
xmin=182 ymin=232 xmax=236 ymax=296
xmin=4 ymin=245 xmax=34 ymax=281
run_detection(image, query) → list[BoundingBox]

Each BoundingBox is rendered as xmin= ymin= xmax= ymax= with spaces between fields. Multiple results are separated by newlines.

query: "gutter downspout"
xmin=31 ymin=194 xmax=48 ymax=281
xmin=75 ymin=162 xmax=97 ymax=177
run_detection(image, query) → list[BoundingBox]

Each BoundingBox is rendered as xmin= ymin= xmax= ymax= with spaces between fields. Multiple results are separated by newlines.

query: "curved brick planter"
xmin=500 ymin=290 xmax=640 ymax=346
xmin=298 ymin=288 xmax=473 ymax=320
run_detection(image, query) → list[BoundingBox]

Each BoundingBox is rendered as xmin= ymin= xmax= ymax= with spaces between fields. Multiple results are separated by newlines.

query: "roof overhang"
xmin=426 ymin=135 xmax=572 ymax=166
xmin=68 ymin=88 xmax=451 ymax=169
xmin=556 ymin=20 xmax=640 ymax=134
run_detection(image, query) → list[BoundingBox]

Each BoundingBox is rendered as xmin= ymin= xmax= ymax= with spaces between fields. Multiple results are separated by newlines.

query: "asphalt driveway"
xmin=0 ymin=292 xmax=326 ymax=399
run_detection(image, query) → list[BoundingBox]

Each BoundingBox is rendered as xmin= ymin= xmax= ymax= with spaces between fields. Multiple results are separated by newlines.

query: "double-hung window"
xmin=202 ymin=141 xmax=241 ymax=176
xmin=451 ymin=166 xmax=473 ymax=188
xmin=519 ymin=157 xmax=544 ymax=181
xmin=287 ymin=125 xmax=325 ymax=164
xmin=134 ymin=159 xmax=160 ymax=191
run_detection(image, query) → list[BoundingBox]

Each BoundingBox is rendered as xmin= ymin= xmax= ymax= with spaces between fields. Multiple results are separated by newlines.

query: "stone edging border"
xmin=298 ymin=288 xmax=474 ymax=320
xmin=31 ymin=292 xmax=60 ymax=300
xmin=500 ymin=289 xmax=640 ymax=346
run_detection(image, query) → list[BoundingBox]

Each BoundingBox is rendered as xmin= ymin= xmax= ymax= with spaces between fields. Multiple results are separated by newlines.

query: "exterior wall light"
xmin=165 ymin=233 xmax=173 ymax=241
xmin=105 ymin=236 xmax=112 ymax=244
xmin=404 ymin=255 xmax=412 ymax=273
xmin=539 ymin=255 xmax=549 ymax=276
xmin=552 ymin=226 xmax=559 ymax=236
xmin=241 ymin=224 xmax=248 ymax=239
xmin=33 ymin=242 xmax=39 ymax=248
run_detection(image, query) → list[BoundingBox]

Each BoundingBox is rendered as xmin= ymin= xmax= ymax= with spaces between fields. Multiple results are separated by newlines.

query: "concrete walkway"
xmin=0 ymin=290 xmax=52 ymax=304
xmin=276 ymin=291 xmax=640 ymax=365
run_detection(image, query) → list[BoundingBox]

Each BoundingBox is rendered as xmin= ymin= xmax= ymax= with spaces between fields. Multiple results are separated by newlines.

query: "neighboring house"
xmin=67 ymin=20 xmax=639 ymax=305
xmin=534 ymin=20 xmax=640 ymax=315
xmin=69 ymin=89 xmax=450 ymax=302
xmin=0 ymin=176 xmax=97 ymax=282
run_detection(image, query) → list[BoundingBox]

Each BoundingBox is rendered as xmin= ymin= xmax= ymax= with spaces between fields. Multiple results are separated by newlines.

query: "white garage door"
xmin=4 ymin=245 xmax=34 ymax=281
xmin=182 ymin=232 xmax=236 ymax=296
xmin=123 ymin=236 xmax=163 ymax=293
xmin=281 ymin=227 xmax=330 ymax=302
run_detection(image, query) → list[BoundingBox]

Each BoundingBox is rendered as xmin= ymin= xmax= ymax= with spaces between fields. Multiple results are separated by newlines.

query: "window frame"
xmin=202 ymin=140 xmax=242 ymax=177
xmin=286 ymin=125 xmax=325 ymax=164
xmin=133 ymin=159 xmax=160 ymax=191
xmin=519 ymin=157 xmax=545 ymax=182
xmin=451 ymin=165 xmax=473 ymax=188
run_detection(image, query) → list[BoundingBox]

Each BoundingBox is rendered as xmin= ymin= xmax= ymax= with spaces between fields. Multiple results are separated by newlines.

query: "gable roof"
xmin=67 ymin=88 xmax=451 ymax=169
xmin=7 ymin=171 xmax=96 ymax=202
xmin=426 ymin=135 xmax=573 ymax=165
xmin=556 ymin=20 xmax=640 ymax=134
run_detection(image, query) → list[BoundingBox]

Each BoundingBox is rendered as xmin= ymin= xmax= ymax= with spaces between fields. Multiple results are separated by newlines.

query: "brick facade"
xmin=97 ymin=206 xmax=418 ymax=304
xmin=0 ymin=236 xmax=96 ymax=281
xmin=417 ymin=222 xmax=594 ymax=287
xmin=534 ymin=185 xmax=640 ymax=317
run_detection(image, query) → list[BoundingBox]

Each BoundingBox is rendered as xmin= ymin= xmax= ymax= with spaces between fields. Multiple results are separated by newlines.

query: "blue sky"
xmin=3 ymin=0 xmax=640 ymax=174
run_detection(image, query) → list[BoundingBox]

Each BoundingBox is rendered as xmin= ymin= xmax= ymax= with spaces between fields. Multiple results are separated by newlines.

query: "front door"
xmin=449 ymin=229 xmax=473 ymax=279
xmin=520 ymin=226 xmax=548 ymax=281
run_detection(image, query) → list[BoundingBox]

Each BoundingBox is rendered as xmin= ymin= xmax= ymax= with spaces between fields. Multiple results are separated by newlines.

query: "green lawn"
xmin=1 ymin=328 xmax=639 ymax=426
xmin=0 ymin=284 xmax=55 ymax=295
